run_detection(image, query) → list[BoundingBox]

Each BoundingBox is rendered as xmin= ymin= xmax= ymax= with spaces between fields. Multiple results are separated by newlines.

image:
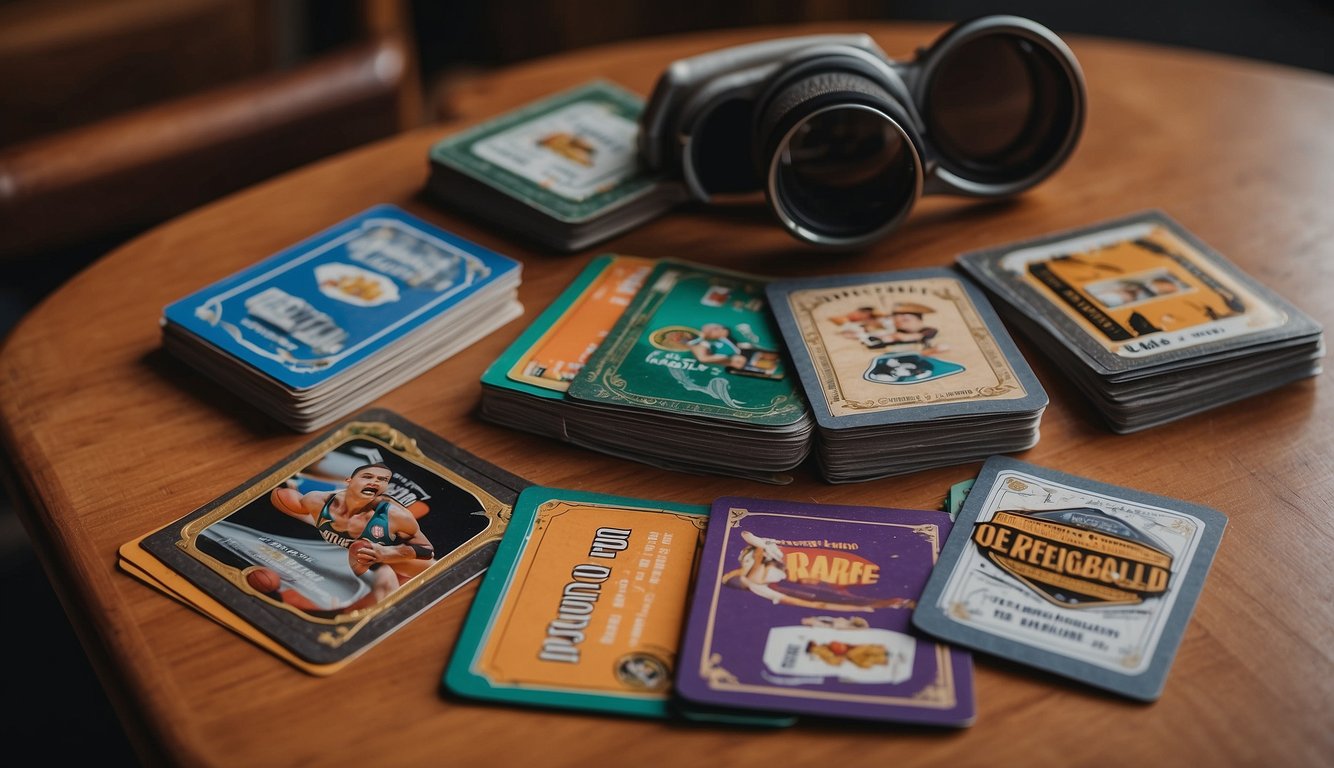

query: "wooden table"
xmin=2 ymin=21 xmax=1330 ymax=768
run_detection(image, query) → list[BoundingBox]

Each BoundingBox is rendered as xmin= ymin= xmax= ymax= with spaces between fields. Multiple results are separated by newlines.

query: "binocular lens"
xmin=925 ymin=33 xmax=1080 ymax=185
xmin=772 ymin=105 xmax=919 ymax=244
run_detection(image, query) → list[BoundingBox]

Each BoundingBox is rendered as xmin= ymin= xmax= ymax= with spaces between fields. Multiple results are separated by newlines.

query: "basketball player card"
xmin=913 ymin=456 xmax=1227 ymax=701
xmin=674 ymin=496 xmax=975 ymax=726
xmin=118 ymin=409 xmax=530 ymax=674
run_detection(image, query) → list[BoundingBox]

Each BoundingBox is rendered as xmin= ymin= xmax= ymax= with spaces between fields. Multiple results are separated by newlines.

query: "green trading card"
xmin=429 ymin=81 xmax=660 ymax=223
xmin=946 ymin=479 xmax=975 ymax=521
xmin=566 ymin=260 xmax=809 ymax=427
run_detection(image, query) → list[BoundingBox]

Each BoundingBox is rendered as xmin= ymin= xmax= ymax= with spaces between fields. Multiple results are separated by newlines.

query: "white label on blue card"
xmin=164 ymin=204 xmax=520 ymax=390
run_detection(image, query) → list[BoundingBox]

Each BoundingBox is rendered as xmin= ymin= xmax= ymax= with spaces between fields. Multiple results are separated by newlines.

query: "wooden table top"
xmin=2 ymin=21 xmax=1331 ymax=768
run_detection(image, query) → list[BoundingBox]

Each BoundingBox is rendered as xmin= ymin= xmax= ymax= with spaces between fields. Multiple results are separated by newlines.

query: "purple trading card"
xmin=675 ymin=496 xmax=975 ymax=726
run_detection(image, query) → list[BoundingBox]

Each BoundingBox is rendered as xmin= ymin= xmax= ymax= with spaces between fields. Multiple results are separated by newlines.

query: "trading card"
xmin=913 ymin=456 xmax=1227 ymax=701
xmin=430 ymin=81 xmax=662 ymax=223
xmin=162 ymin=204 xmax=520 ymax=391
xmin=955 ymin=210 xmax=1320 ymax=373
xmin=675 ymin=496 xmax=975 ymax=726
xmin=946 ymin=479 xmax=975 ymax=521
xmin=567 ymin=260 xmax=809 ymax=427
xmin=444 ymin=487 xmax=709 ymax=718
xmin=767 ymin=267 xmax=1047 ymax=430
xmin=134 ymin=409 xmax=529 ymax=670
xmin=120 ymin=535 xmax=366 ymax=675
xmin=482 ymin=254 xmax=654 ymax=398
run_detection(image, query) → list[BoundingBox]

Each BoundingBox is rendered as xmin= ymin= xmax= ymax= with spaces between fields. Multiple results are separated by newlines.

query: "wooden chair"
xmin=0 ymin=0 xmax=421 ymax=262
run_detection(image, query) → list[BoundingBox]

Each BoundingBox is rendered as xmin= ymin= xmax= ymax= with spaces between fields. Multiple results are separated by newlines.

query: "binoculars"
xmin=640 ymin=16 xmax=1087 ymax=248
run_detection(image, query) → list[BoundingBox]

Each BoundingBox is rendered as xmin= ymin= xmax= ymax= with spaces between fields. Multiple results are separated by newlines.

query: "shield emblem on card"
xmin=863 ymin=353 xmax=963 ymax=385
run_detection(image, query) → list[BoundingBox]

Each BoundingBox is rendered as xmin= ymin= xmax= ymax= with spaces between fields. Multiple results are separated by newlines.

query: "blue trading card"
xmin=163 ymin=204 xmax=520 ymax=391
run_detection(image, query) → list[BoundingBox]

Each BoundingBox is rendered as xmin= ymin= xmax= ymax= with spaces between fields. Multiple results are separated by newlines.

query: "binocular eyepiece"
xmin=640 ymin=16 xmax=1087 ymax=249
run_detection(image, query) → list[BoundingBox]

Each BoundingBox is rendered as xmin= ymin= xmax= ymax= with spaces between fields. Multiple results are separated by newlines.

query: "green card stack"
xmin=480 ymin=255 xmax=814 ymax=483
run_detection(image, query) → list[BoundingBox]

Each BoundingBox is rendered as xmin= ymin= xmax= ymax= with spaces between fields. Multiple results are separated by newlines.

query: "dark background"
xmin=1 ymin=1 xmax=1330 ymax=764
xmin=410 ymin=0 xmax=1334 ymax=78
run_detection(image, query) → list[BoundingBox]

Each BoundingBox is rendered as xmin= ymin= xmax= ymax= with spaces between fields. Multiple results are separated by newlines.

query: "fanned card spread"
xmin=445 ymin=486 xmax=793 ymax=726
xmin=479 ymin=254 xmax=655 ymax=441
xmin=481 ymin=255 xmax=814 ymax=484
xmin=118 ymin=410 xmax=530 ymax=674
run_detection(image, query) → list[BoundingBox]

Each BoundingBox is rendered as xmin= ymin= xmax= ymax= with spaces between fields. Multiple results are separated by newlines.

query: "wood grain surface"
xmin=2 ymin=21 xmax=1331 ymax=768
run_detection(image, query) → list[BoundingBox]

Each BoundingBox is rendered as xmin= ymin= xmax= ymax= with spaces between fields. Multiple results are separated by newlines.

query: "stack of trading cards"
xmin=674 ymin=496 xmax=975 ymax=726
xmin=914 ymin=456 xmax=1227 ymax=701
xmin=956 ymin=210 xmax=1324 ymax=433
xmin=161 ymin=205 xmax=522 ymax=432
xmin=427 ymin=80 xmax=686 ymax=252
xmin=560 ymin=258 xmax=813 ymax=483
xmin=766 ymin=267 xmax=1048 ymax=483
xmin=479 ymin=253 xmax=655 ymax=441
xmin=445 ymin=486 xmax=792 ymax=726
xmin=481 ymin=255 xmax=814 ymax=484
xmin=117 ymin=410 xmax=531 ymax=675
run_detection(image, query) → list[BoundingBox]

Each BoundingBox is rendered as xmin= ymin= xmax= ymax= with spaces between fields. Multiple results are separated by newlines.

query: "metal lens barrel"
xmin=919 ymin=18 xmax=1086 ymax=194
xmin=761 ymin=70 xmax=923 ymax=248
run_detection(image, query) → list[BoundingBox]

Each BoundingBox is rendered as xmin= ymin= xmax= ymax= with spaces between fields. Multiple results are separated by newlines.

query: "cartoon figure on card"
xmin=832 ymin=303 xmax=947 ymax=353
xmin=722 ymin=530 xmax=916 ymax=612
xmin=645 ymin=321 xmax=784 ymax=407
xmin=683 ymin=322 xmax=783 ymax=379
xmin=836 ymin=302 xmax=966 ymax=385
xmin=687 ymin=323 xmax=748 ymax=369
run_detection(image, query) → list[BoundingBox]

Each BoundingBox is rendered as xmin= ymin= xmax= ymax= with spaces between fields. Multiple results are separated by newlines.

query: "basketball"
xmin=348 ymin=539 xmax=374 ymax=575
xmin=245 ymin=567 xmax=281 ymax=593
